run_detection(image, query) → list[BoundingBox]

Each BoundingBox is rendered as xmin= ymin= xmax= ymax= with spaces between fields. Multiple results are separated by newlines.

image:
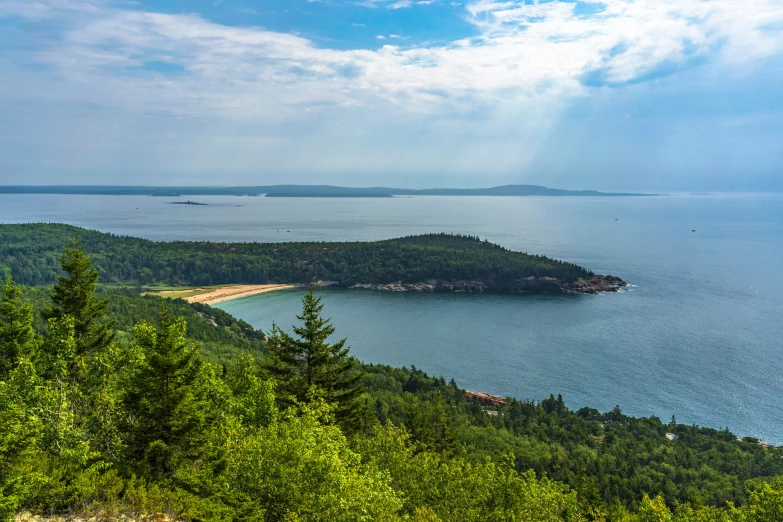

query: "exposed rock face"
xmin=534 ymin=274 xmax=627 ymax=294
xmin=345 ymin=275 xmax=626 ymax=295
xmin=349 ymin=281 xmax=481 ymax=292
xmin=465 ymin=390 xmax=506 ymax=407
xmin=309 ymin=280 xmax=340 ymax=288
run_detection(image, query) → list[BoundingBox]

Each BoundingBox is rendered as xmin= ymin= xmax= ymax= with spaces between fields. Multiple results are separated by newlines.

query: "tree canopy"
xmin=266 ymin=287 xmax=366 ymax=432
xmin=0 ymin=223 xmax=592 ymax=287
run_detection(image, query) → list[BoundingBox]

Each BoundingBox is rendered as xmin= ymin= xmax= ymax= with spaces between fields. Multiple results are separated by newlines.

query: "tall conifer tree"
xmin=0 ymin=276 xmax=39 ymax=378
xmin=265 ymin=287 xmax=365 ymax=430
xmin=123 ymin=307 xmax=207 ymax=476
xmin=45 ymin=236 xmax=114 ymax=360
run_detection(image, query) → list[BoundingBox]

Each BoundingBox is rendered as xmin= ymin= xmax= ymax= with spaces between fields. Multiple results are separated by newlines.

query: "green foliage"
xmin=43 ymin=236 xmax=115 ymax=360
xmin=226 ymin=353 xmax=276 ymax=429
xmin=734 ymin=477 xmax=783 ymax=522
xmin=356 ymin=424 xmax=585 ymax=521
xmin=123 ymin=308 xmax=209 ymax=477
xmin=361 ymin=364 xmax=783 ymax=511
xmin=621 ymin=479 xmax=783 ymax=522
xmin=0 ymin=276 xmax=40 ymax=378
xmin=266 ymin=288 xmax=367 ymax=432
xmin=38 ymin=316 xmax=92 ymax=462
xmin=0 ymin=359 xmax=44 ymax=519
xmin=226 ymin=401 xmax=402 ymax=521
xmin=0 ymin=224 xmax=591 ymax=287
xmin=17 ymin=284 xmax=267 ymax=365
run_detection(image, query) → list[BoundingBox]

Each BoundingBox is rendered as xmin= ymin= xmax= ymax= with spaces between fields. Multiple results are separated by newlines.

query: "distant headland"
xmin=1 ymin=224 xmax=627 ymax=296
xmin=0 ymin=184 xmax=655 ymax=197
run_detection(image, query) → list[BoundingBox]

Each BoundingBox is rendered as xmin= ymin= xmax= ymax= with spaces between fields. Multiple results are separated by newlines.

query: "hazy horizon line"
xmin=0 ymin=183 xmax=773 ymax=193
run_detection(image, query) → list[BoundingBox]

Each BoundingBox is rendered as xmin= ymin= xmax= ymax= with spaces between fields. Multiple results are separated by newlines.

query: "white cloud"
xmin=0 ymin=0 xmax=105 ymax=20
xmin=1 ymin=0 xmax=782 ymax=182
xmin=465 ymin=0 xmax=783 ymax=84
xmin=5 ymin=0 xmax=779 ymax=114
xmin=1 ymin=0 xmax=780 ymax=122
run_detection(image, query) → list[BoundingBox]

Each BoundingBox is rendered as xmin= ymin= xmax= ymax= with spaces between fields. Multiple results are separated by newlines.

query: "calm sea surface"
xmin=1 ymin=193 xmax=781 ymax=443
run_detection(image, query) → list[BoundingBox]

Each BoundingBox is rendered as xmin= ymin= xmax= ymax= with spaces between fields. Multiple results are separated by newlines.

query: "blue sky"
xmin=0 ymin=0 xmax=782 ymax=190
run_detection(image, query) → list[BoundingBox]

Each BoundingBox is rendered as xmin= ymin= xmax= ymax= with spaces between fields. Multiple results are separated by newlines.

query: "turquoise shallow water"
xmin=1 ymin=193 xmax=781 ymax=443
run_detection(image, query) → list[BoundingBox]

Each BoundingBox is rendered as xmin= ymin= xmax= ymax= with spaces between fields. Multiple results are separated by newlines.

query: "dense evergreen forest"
xmin=0 ymin=238 xmax=781 ymax=520
xmin=0 ymin=223 xmax=591 ymax=287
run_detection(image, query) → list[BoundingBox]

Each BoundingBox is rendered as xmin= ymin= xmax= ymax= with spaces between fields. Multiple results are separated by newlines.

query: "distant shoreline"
xmin=150 ymin=275 xmax=627 ymax=305
xmin=0 ymin=184 xmax=656 ymax=197
xmin=265 ymin=192 xmax=393 ymax=198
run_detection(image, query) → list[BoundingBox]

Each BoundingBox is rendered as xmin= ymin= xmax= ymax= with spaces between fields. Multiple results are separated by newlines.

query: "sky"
xmin=0 ymin=0 xmax=782 ymax=190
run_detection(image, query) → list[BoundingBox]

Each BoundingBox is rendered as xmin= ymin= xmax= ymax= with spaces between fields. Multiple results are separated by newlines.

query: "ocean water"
xmin=1 ymin=193 xmax=781 ymax=443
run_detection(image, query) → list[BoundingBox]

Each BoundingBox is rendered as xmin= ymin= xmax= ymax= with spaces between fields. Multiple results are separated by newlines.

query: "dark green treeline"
xmin=0 ymin=223 xmax=590 ymax=287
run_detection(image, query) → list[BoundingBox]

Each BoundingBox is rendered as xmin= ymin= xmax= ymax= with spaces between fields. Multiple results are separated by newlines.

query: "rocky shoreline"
xmin=465 ymin=390 xmax=506 ymax=407
xmin=310 ymin=275 xmax=627 ymax=295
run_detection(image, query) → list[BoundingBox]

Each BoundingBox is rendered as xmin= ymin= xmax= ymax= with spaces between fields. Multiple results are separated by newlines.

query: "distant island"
xmin=170 ymin=200 xmax=208 ymax=206
xmin=1 ymin=223 xmax=626 ymax=295
xmin=0 ymin=184 xmax=655 ymax=197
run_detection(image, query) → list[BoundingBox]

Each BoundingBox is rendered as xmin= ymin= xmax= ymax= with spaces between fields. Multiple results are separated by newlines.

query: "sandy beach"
xmin=168 ymin=284 xmax=296 ymax=305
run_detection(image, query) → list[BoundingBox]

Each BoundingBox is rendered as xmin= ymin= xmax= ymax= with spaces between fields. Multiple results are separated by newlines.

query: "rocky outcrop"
xmin=308 ymin=280 xmax=340 ymax=288
xmin=349 ymin=281 xmax=485 ymax=292
xmin=465 ymin=390 xmax=506 ymax=407
xmin=344 ymin=275 xmax=626 ymax=295
xmin=519 ymin=274 xmax=627 ymax=294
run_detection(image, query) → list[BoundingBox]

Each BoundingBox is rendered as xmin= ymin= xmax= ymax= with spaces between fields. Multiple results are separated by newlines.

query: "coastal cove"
xmin=217 ymin=283 xmax=782 ymax=445
xmin=1 ymin=193 xmax=782 ymax=444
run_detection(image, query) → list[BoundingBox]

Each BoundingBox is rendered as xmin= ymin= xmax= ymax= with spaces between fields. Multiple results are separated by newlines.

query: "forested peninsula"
xmin=0 ymin=223 xmax=625 ymax=294
xmin=0 ymin=239 xmax=781 ymax=521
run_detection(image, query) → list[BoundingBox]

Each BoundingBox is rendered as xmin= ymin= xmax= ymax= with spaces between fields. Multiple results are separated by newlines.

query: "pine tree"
xmin=404 ymin=396 xmax=434 ymax=447
xmin=433 ymin=393 xmax=457 ymax=454
xmin=0 ymin=276 xmax=40 ymax=378
xmin=123 ymin=307 xmax=207 ymax=476
xmin=44 ymin=236 xmax=114 ymax=361
xmin=265 ymin=287 xmax=365 ymax=431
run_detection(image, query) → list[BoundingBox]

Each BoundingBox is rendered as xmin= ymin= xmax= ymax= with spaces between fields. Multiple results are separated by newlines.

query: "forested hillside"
xmin=0 ymin=223 xmax=591 ymax=287
xmin=1 ymin=240 xmax=781 ymax=521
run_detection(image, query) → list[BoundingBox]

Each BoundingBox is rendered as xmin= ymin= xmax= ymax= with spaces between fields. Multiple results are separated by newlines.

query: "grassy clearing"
xmin=140 ymin=284 xmax=233 ymax=299
xmin=151 ymin=289 xmax=212 ymax=300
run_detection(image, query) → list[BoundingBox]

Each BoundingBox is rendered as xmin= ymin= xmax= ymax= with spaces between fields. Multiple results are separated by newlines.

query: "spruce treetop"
xmin=266 ymin=287 xmax=366 ymax=431
xmin=45 ymin=236 xmax=114 ymax=358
